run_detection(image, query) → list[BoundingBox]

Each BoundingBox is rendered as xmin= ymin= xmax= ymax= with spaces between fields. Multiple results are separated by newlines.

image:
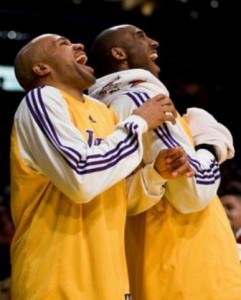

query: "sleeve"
xmin=15 ymin=87 xmax=148 ymax=204
xmin=183 ymin=107 xmax=235 ymax=164
xmin=109 ymin=91 xmax=221 ymax=214
xmin=126 ymin=162 xmax=167 ymax=216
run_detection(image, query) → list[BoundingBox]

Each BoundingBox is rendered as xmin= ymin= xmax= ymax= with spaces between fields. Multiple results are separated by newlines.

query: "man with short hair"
xmin=89 ymin=24 xmax=241 ymax=300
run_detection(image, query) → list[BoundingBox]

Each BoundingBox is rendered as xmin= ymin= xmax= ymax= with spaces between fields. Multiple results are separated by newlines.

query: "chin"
xmin=150 ymin=65 xmax=160 ymax=78
xmin=86 ymin=76 xmax=96 ymax=88
xmin=153 ymin=70 xmax=160 ymax=78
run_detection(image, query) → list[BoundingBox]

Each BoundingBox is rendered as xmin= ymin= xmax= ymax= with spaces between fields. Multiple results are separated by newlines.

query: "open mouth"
xmin=75 ymin=52 xmax=94 ymax=74
xmin=149 ymin=51 xmax=158 ymax=61
xmin=75 ymin=53 xmax=87 ymax=65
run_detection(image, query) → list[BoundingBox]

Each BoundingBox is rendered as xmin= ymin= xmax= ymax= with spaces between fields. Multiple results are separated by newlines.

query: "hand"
xmin=154 ymin=146 xmax=195 ymax=179
xmin=132 ymin=94 xmax=177 ymax=130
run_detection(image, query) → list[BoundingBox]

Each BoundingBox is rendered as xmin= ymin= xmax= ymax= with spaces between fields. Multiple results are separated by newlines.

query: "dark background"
xmin=1 ymin=0 xmax=241 ymax=180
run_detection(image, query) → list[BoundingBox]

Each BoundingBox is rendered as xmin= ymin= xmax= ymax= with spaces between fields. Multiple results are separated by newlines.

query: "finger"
xmin=171 ymin=169 xmax=195 ymax=178
xmin=162 ymin=105 xmax=178 ymax=118
xmin=156 ymin=96 xmax=172 ymax=104
xmin=184 ymin=169 xmax=196 ymax=177
xmin=161 ymin=147 xmax=181 ymax=158
xmin=166 ymin=148 xmax=186 ymax=164
xmin=173 ymin=162 xmax=195 ymax=177
xmin=152 ymin=94 xmax=167 ymax=101
xmin=162 ymin=114 xmax=177 ymax=125
xmin=169 ymin=157 xmax=189 ymax=172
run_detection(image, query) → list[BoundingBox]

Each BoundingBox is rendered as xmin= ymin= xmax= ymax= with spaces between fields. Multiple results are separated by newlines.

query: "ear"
xmin=33 ymin=63 xmax=50 ymax=76
xmin=111 ymin=47 xmax=127 ymax=61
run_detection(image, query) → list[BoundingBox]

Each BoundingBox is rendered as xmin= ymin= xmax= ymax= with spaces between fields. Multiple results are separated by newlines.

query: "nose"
xmin=73 ymin=43 xmax=85 ymax=50
xmin=149 ymin=38 xmax=159 ymax=48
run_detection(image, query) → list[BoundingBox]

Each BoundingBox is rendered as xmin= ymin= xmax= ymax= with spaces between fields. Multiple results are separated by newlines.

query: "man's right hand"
xmin=154 ymin=146 xmax=196 ymax=179
xmin=132 ymin=94 xmax=177 ymax=130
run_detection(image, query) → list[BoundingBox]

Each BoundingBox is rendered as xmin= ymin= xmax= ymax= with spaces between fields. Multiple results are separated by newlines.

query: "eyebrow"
xmin=54 ymin=36 xmax=71 ymax=44
xmin=135 ymin=29 xmax=145 ymax=36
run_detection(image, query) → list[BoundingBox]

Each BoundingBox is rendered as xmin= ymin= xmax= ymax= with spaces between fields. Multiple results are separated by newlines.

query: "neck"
xmin=49 ymin=83 xmax=86 ymax=102
xmin=63 ymin=88 xmax=86 ymax=102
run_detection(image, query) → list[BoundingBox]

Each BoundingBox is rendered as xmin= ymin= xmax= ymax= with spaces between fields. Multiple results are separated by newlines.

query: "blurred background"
xmin=1 ymin=1 xmax=241 ymax=297
xmin=1 ymin=0 xmax=241 ymax=178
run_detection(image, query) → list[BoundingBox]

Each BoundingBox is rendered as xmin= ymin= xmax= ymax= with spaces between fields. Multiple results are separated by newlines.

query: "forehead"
xmin=123 ymin=26 xmax=142 ymax=35
xmin=37 ymin=35 xmax=71 ymax=56
xmin=111 ymin=25 xmax=142 ymax=36
xmin=30 ymin=34 xmax=68 ymax=49
xmin=20 ymin=34 xmax=69 ymax=62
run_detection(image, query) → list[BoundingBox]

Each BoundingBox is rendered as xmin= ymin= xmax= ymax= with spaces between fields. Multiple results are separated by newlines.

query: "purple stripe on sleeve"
xmin=26 ymin=87 xmax=142 ymax=174
xmin=124 ymin=91 xmax=221 ymax=185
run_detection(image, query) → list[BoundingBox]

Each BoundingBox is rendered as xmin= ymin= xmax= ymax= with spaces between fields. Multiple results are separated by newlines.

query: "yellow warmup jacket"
xmin=10 ymin=86 xmax=159 ymax=300
xmin=89 ymin=69 xmax=241 ymax=299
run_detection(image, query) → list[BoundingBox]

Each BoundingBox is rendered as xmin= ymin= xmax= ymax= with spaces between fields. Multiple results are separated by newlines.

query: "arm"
xmin=183 ymin=107 xmax=235 ymax=164
xmin=126 ymin=163 xmax=166 ymax=216
xmin=15 ymin=87 xmax=149 ymax=204
xmin=110 ymin=92 xmax=221 ymax=213
xmin=126 ymin=146 xmax=195 ymax=216
xmin=15 ymin=87 xmax=176 ymax=204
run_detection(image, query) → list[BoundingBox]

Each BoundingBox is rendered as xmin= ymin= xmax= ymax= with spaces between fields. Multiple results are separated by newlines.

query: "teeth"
xmin=76 ymin=54 xmax=87 ymax=64
xmin=150 ymin=53 xmax=158 ymax=60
